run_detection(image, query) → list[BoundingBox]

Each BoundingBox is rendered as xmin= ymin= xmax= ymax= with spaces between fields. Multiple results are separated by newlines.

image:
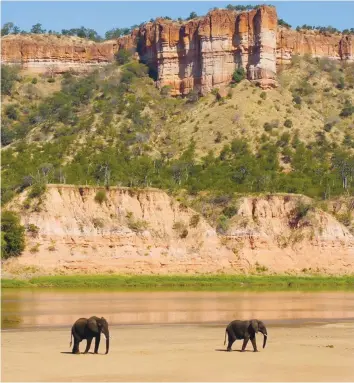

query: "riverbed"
xmin=2 ymin=290 xmax=354 ymax=381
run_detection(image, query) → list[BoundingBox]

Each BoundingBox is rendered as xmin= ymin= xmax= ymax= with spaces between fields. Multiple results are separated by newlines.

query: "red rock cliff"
xmin=2 ymin=6 xmax=353 ymax=95
xmin=118 ymin=6 xmax=278 ymax=94
xmin=277 ymin=27 xmax=353 ymax=65
xmin=1 ymin=34 xmax=118 ymax=73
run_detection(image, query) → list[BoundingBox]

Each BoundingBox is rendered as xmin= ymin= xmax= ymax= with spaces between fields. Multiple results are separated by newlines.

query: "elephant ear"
xmin=87 ymin=318 xmax=99 ymax=333
xmin=250 ymin=320 xmax=259 ymax=333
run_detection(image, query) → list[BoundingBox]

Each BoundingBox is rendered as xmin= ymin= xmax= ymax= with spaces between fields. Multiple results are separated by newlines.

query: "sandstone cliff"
xmin=3 ymin=185 xmax=354 ymax=276
xmin=1 ymin=7 xmax=353 ymax=94
xmin=0 ymin=34 xmax=117 ymax=73
xmin=277 ymin=27 xmax=353 ymax=65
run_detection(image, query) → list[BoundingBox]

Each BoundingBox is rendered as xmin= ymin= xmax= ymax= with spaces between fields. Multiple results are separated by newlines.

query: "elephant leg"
xmin=241 ymin=337 xmax=250 ymax=352
xmin=84 ymin=338 xmax=93 ymax=354
xmin=250 ymin=336 xmax=258 ymax=352
xmin=94 ymin=335 xmax=101 ymax=354
xmin=72 ymin=339 xmax=81 ymax=354
xmin=226 ymin=331 xmax=236 ymax=352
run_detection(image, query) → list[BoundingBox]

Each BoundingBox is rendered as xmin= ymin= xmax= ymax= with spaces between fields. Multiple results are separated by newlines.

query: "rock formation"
xmin=0 ymin=34 xmax=117 ymax=73
xmin=3 ymin=185 xmax=354 ymax=276
xmin=118 ymin=6 xmax=278 ymax=94
xmin=277 ymin=27 xmax=353 ymax=65
xmin=1 ymin=5 xmax=353 ymax=95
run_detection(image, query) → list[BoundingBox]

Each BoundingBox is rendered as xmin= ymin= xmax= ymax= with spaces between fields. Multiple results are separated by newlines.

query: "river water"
xmin=2 ymin=290 xmax=354 ymax=330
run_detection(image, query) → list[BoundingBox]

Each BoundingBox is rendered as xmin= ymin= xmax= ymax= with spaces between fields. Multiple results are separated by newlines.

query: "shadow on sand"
xmin=215 ymin=349 xmax=253 ymax=352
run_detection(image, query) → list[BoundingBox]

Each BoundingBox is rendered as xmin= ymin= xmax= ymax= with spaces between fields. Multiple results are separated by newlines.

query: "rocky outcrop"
xmin=119 ymin=6 xmax=278 ymax=94
xmin=3 ymin=186 xmax=354 ymax=276
xmin=0 ymin=34 xmax=118 ymax=73
xmin=1 ymin=7 xmax=353 ymax=94
xmin=277 ymin=27 xmax=353 ymax=65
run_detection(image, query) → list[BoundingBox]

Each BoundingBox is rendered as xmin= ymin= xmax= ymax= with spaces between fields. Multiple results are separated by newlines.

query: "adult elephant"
xmin=224 ymin=319 xmax=267 ymax=352
xmin=70 ymin=316 xmax=110 ymax=354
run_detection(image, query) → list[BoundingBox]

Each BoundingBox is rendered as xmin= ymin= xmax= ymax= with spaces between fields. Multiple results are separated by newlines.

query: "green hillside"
xmin=1 ymin=54 xmax=354 ymax=207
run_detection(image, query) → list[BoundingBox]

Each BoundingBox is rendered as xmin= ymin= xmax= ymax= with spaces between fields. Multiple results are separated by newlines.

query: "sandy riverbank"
xmin=2 ymin=323 xmax=354 ymax=382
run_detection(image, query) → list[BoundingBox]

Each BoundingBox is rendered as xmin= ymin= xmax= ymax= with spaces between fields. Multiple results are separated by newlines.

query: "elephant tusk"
xmin=102 ymin=334 xmax=106 ymax=340
xmin=264 ymin=334 xmax=267 ymax=337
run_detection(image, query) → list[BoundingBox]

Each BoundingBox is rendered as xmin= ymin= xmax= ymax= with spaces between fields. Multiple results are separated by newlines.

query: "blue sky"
xmin=1 ymin=1 xmax=353 ymax=35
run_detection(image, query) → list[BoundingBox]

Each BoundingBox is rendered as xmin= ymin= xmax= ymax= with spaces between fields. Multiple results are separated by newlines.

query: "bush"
xmin=47 ymin=78 xmax=55 ymax=83
xmin=222 ymin=206 xmax=238 ymax=218
xmin=1 ymin=211 xmax=25 ymax=259
xmin=189 ymin=214 xmax=200 ymax=228
xmin=27 ymin=223 xmax=40 ymax=237
xmin=5 ymin=104 xmax=19 ymax=120
xmin=29 ymin=183 xmax=46 ymax=199
xmin=216 ymin=215 xmax=229 ymax=234
xmin=284 ymin=119 xmax=293 ymax=128
xmin=1 ymin=65 xmax=20 ymax=95
xmin=186 ymin=89 xmax=199 ymax=103
xmin=94 ymin=190 xmax=108 ymax=205
xmin=260 ymin=91 xmax=267 ymax=100
xmin=293 ymin=95 xmax=302 ymax=105
xmin=232 ymin=67 xmax=246 ymax=84
xmin=115 ymin=49 xmax=132 ymax=65
xmin=31 ymin=77 xmax=38 ymax=84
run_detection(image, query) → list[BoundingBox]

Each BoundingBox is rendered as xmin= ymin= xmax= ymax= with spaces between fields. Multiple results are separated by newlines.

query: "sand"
xmin=2 ymin=323 xmax=354 ymax=382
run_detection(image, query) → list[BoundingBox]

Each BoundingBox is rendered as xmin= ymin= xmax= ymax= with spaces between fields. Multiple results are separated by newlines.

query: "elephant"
xmin=224 ymin=319 xmax=268 ymax=352
xmin=70 ymin=316 xmax=110 ymax=354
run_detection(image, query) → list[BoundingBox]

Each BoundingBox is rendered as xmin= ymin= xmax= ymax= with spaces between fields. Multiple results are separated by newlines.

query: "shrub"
xmin=29 ymin=183 xmax=46 ymax=199
xmin=232 ymin=67 xmax=246 ymax=84
xmin=47 ymin=78 xmax=55 ymax=83
xmin=5 ymin=104 xmax=18 ymax=120
xmin=94 ymin=190 xmax=108 ymax=205
xmin=1 ymin=211 xmax=25 ymax=259
xmin=186 ymin=89 xmax=199 ymax=103
xmin=30 ymin=243 xmax=40 ymax=253
xmin=92 ymin=217 xmax=105 ymax=229
xmin=115 ymin=49 xmax=132 ymax=65
xmin=260 ymin=91 xmax=267 ymax=100
xmin=222 ymin=206 xmax=238 ymax=218
xmin=1 ymin=65 xmax=20 ymax=95
xmin=284 ymin=119 xmax=293 ymax=128
xmin=189 ymin=214 xmax=200 ymax=228
xmin=27 ymin=223 xmax=40 ymax=238
xmin=31 ymin=77 xmax=38 ymax=84
xmin=216 ymin=215 xmax=229 ymax=234
xmin=214 ymin=131 xmax=222 ymax=143
xmin=293 ymin=95 xmax=302 ymax=105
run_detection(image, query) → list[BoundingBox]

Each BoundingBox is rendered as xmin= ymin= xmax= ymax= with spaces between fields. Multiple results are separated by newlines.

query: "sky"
xmin=1 ymin=1 xmax=354 ymax=36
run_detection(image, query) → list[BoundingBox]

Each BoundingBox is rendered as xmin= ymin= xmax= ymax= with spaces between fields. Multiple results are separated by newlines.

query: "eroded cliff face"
xmin=118 ymin=6 xmax=278 ymax=94
xmin=0 ymin=34 xmax=117 ymax=73
xmin=1 ymin=7 xmax=353 ymax=94
xmin=277 ymin=27 xmax=353 ymax=65
xmin=3 ymin=186 xmax=354 ymax=276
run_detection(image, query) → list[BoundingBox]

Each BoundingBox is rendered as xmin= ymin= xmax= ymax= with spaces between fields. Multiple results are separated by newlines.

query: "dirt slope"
xmin=3 ymin=185 xmax=354 ymax=276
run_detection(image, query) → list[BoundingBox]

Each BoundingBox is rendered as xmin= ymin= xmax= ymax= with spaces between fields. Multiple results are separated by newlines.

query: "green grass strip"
xmin=1 ymin=275 xmax=354 ymax=291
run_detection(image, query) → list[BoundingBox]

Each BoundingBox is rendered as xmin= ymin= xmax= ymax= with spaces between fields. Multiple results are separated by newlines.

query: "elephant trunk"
xmin=104 ymin=329 xmax=110 ymax=354
xmin=262 ymin=330 xmax=268 ymax=349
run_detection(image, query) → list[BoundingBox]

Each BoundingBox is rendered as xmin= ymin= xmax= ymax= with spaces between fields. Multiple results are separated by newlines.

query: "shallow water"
xmin=2 ymin=290 xmax=354 ymax=330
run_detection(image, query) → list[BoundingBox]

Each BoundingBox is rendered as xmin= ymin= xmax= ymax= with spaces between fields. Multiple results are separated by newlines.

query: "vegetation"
xmin=278 ymin=19 xmax=291 ymax=29
xmin=1 ymin=211 xmax=25 ymax=259
xmin=2 ymin=274 xmax=354 ymax=290
xmin=94 ymin=190 xmax=108 ymax=205
xmin=232 ymin=68 xmax=246 ymax=84
xmin=1 ymin=54 xmax=354 ymax=209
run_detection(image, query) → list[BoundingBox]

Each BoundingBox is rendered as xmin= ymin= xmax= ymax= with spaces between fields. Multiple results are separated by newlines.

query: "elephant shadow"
xmin=60 ymin=352 xmax=100 ymax=355
xmin=215 ymin=349 xmax=253 ymax=352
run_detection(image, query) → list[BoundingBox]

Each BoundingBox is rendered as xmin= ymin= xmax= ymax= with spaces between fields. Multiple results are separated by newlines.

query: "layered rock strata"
xmin=1 ymin=6 xmax=353 ymax=95
xmin=1 ymin=34 xmax=117 ymax=73
xmin=3 ymin=185 xmax=354 ymax=276
xmin=277 ymin=27 xmax=353 ymax=65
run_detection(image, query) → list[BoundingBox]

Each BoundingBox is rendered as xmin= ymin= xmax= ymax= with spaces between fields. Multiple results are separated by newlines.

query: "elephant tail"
xmin=69 ymin=331 xmax=73 ymax=347
xmin=224 ymin=329 xmax=227 ymax=346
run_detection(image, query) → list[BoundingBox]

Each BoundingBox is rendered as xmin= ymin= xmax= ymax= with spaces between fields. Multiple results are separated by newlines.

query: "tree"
xmin=30 ymin=23 xmax=46 ymax=34
xmin=1 ymin=65 xmax=20 ymax=96
xmin=187 ymin=12 xmax=198 ymax=20
xmin=1 ymin=211 xmax=25 ymax=259
xmin=232 ymin=67 xmax=246 ymax=83
xmin=1 ymin=22 xmax=15 ymax=36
